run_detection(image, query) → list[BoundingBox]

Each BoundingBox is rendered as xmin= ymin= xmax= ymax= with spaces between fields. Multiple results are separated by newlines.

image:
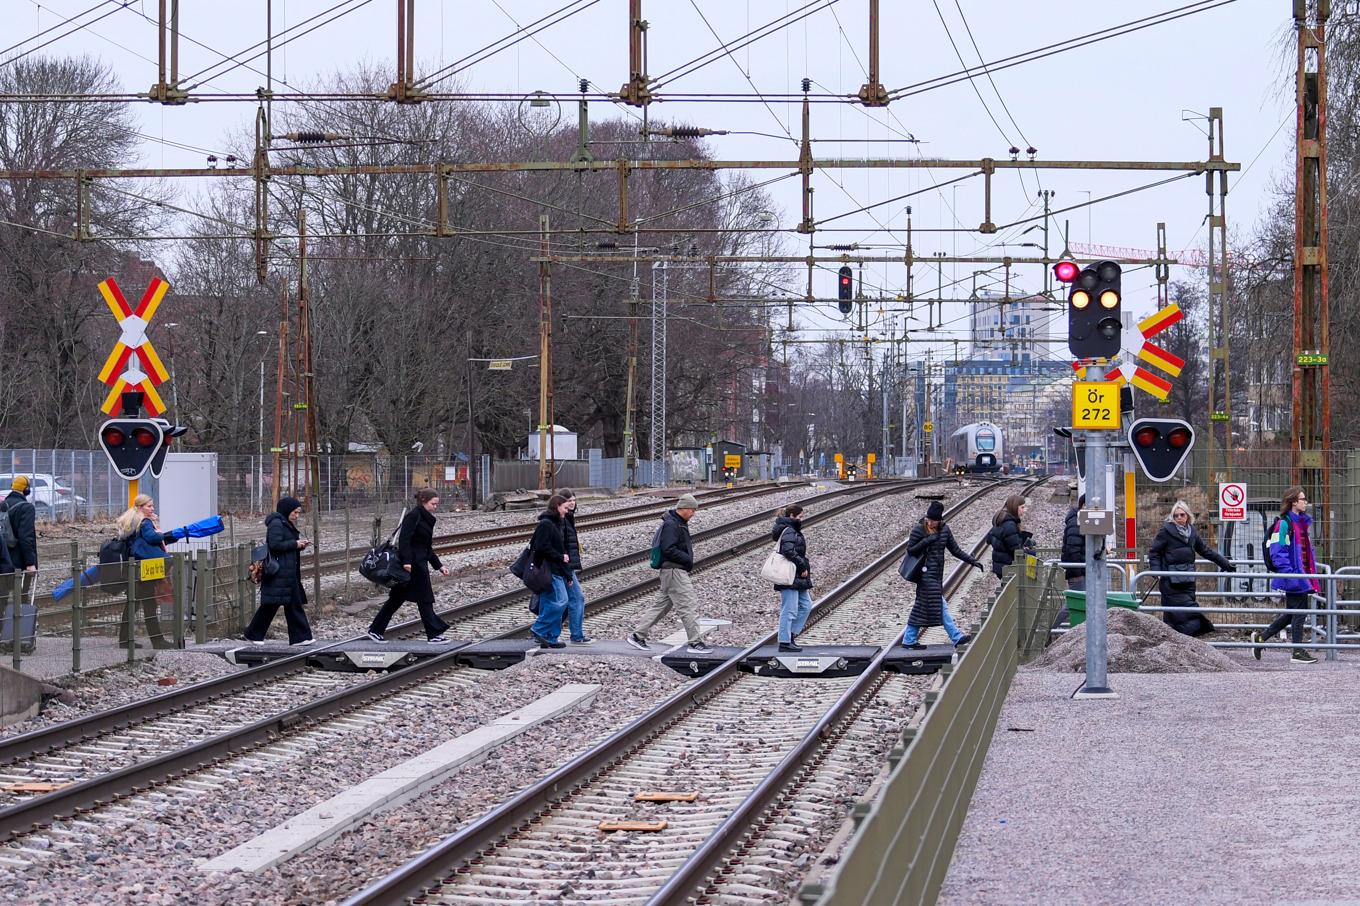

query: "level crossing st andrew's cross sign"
xmin=96 ymin=277 xmax=171 ymax=416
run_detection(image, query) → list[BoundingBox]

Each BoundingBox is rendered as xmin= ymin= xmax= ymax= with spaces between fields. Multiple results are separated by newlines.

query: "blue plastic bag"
xmin=170 ymin=515 xmax=225 ymax=541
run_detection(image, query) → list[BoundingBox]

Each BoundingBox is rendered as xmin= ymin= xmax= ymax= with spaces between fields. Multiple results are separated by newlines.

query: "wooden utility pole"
xmin=1292 ymin=0 xmax=1332 ymax=556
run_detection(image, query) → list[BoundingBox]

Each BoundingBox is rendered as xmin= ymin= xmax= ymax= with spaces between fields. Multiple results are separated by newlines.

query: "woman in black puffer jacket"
xmin=1147 ymin=500 xmax=1234 ymax=637
xmin=771 ymin=505 xmax=813 ymax=652
xmin=903 ymin=499 xmax=985 ymax=647
xmin=244 ymin=496 xmax=315 ymax=646
xmin=988 ymin=494 xmax=1033 ymax=579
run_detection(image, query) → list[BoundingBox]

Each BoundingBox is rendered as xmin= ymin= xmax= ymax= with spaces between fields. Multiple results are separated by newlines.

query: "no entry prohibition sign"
xmin=1219 ymin=482 xmax=1247 ymax=522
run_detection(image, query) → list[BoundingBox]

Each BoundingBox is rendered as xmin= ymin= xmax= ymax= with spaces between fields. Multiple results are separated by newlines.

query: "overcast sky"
xmin=12 ymin=0 xmax=1296 ymax=360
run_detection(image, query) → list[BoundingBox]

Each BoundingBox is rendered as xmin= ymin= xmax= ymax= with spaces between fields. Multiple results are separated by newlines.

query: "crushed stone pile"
xmin=1026 ymin=607 xmax=1246 ymax=674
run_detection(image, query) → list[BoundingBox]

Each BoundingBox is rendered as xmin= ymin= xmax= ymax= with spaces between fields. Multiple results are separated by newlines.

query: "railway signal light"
xmin=148 ymin=420 xmax=189 ymax=478
xmin=837 ymin=266 xmax=853 ymax=314
xmin=1067 ymin=260 xmax=1122 ymax=359
xmin=1053 ymin=259 xmax=1080 ymax=284
xmin=1127 ymin=417 xmax=1194 ymax=482
xmin=98 ymin=418 xmax=165 ymax=480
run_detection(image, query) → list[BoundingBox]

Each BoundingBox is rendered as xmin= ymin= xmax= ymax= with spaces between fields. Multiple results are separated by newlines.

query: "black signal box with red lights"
xmin=1127 ymin=417 xmax=1195 ymax=482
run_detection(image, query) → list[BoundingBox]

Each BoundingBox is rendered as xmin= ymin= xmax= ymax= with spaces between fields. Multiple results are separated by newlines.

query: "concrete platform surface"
xmin=939 ymin=667 xmax=1360 ymax=905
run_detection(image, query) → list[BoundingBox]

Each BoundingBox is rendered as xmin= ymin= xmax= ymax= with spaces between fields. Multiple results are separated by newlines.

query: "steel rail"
xmin=0 ymin=479 xmax=933 ymax=841
xmin=338 ymin=478 xmax=1028 ymax=906
xmin=0 ymin=480 xmax=883 ymax=769
xmin=651 ymin=475 xmax=1048 ymax=905
xmin=0 ymin=482 xmax=854 ymax=773
xmin=304 ymin=481 xmax=803 ymax=574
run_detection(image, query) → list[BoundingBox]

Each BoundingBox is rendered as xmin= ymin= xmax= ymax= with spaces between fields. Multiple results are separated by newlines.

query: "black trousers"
xmin=245 ymin=587 xmax=313 ymax=645
xmin=368 ymin=586 xmax=449 ymax=640
xmin=1263 ymin=592 xmax=1312 ymax=647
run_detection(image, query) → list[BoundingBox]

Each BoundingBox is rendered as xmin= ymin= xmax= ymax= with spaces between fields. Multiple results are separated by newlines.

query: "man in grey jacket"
xmin=628 ymin=494 xmax=710 ymax=653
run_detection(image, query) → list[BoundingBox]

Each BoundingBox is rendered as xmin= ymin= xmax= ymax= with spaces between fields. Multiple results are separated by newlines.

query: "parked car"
xmin=0 ymin=473 xmax=87 ymax=519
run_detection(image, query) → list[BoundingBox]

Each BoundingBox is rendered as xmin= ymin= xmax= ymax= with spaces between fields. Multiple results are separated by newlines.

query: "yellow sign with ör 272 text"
xmin=139 ymin=558 xmax=166 ymax=582
xmin=1072 ymin=382 xmax=1120 ymax=430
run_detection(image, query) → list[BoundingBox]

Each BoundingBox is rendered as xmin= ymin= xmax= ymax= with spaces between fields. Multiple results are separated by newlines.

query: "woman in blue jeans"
xmin=528 ymin=494 xmax=574 ymax=649
xmin=902 ymin=499 xmax=984 ymax=648
xmin=771 ymin=505 xmax=813 ymax=653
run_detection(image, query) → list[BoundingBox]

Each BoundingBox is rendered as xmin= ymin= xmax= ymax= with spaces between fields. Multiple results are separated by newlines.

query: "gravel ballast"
xmin=939 ymin=667 xmax=1360 ymax=906
xmin=1026 ymin=608 xmax=1248 ymax=674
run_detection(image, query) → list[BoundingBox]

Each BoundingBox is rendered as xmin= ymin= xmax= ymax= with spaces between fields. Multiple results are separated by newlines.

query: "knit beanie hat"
xmin=925 ymin=500 xmax=945 ymax=521
xmin=677 ymin=494 xmax=700 ymax=510
xmin=11 ymin=476 xmax=29 ymax=494
xmin=276 ymin=496 xmax=303 ymax=519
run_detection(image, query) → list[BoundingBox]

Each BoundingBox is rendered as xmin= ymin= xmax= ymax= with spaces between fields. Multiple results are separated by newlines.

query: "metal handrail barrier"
xmin=1051 ymin=559 xmax=1132 ymax=591
xmin=1130 ymin=566 xmax=1349 ymax=660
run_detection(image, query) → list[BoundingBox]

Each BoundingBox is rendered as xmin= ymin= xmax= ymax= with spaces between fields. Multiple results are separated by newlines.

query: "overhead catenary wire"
xmin=1 ymin=0 xmax=131 ymax=67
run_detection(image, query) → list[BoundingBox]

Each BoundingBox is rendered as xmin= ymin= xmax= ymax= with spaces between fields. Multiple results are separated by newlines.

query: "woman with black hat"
xmin=244 ymin=496 xmax=315 ymax=646
xmin=902 ymin=499 xmax=984 ymax=648
xmin=367 ymin=488 xmax=452 ymax=643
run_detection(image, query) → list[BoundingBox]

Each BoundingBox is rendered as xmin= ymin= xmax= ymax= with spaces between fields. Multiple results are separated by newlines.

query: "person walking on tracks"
xmin=1252 ymin=487 xmax=1320 ymax=665
xmin=1147 ymin=501 xmax=1235 ymax=638
xmin=526 ymin=494 xmax=574 ymax=649
xmin=901 ymin=499 xmax=984 ymax=648
xmin=245 ymin=496 xmax=317 ymax=646
xmin=559 ymin=489 xmax=593 ymax=646
xmin=628 ymin=494 xmax=710 ymax=653
xmin=988 ymin=494 xmax=1033 ymax=580
xmin=772 ymin=504 xmax=813 ymax=653
xmin=367 ymin=489 xmax=452 ymax=644
xmin=115 ymin=494 xmax=174 ymax=649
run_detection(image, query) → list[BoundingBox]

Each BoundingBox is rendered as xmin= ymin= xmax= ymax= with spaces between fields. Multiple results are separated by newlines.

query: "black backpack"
xmin=1263 ymin=517 xmax=1289 ymax=574
xmin=96 ymin=536 xmax=132 ymax=589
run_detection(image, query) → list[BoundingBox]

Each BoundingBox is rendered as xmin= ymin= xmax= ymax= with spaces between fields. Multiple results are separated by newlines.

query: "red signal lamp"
xmin=1167 ymin=427 xmax=1192 ymax=448
xmin=1053 ymin=260 xmax=1080 ymax=283
xmin=132 ymin=427 xmax=158 ymax=447
xmin=102 ymin=427 xmax=126 ymax=447
xmin=1134 ymin=427 xmax=1159 ymax=447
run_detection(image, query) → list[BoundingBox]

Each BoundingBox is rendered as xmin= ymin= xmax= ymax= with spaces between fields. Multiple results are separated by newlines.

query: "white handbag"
xmin=760 ymin=528 xmax=797 ymax=585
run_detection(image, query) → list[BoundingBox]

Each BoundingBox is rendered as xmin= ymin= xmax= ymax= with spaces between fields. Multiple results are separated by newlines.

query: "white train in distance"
xmin=946 ymin=422 xmax=1004 ymax=474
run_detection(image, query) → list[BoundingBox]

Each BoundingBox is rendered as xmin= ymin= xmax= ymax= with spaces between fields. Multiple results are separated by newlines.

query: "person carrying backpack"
xmin=114 ymin=494 xmax=174 ymax=649
xmin=628 ymin=494 xmax=709 ymax=653
xmin=1252 ymin=486 xmax=1320 ymax=665
xmin=3 ymin=476 xmax=38 ymax=575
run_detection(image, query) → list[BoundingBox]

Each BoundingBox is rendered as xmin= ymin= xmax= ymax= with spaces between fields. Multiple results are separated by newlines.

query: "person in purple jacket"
xmin=1251 ymin=487 xmax=1319 ymax=665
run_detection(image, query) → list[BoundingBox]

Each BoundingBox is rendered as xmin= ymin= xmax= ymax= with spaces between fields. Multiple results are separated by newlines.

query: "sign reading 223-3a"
xmin=1072 ymin=381 xmax=1120 ymax=430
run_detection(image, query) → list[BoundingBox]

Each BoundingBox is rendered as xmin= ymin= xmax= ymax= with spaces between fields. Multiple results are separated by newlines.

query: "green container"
xmin=1064 ymin=590 xmax=1140 ymax=627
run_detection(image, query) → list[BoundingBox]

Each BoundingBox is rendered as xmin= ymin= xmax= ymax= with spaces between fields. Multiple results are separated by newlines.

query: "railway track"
xmin=0 ymin=477 xmax=941 ymax=847
xmin=305 ymin=481 xmax=805 ymax=576
xmin=338 ymin=477 xmax=1041 ymax=905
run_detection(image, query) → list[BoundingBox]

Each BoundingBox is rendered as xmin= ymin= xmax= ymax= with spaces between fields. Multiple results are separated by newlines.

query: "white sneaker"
xmin=295 ymin=638 xmax=316 ymax=646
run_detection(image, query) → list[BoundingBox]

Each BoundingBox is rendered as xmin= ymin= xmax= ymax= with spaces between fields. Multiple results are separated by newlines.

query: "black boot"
xmin=778 ymin=641 xmax=803 ymax=653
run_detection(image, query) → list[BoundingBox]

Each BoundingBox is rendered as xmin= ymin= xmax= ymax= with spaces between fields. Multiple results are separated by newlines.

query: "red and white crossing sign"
xmin=96 ymin=277 xmax=171 ymax=416
xmin=1219 ymin=482 xmax=1247 ymax=521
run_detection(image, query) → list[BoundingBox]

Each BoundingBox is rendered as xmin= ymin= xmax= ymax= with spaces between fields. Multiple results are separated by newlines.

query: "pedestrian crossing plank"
xmin=598 ymin=820 xmax=668 ymax=832
xmin=1 ymin=782 xmax=75 ymax=794
xmin=633 ymin=791 xmax=698 ymax=802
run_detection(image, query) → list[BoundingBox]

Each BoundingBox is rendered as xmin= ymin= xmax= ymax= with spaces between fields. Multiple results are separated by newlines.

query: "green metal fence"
xmin=3 ymin=544 xmax=254 ymax=678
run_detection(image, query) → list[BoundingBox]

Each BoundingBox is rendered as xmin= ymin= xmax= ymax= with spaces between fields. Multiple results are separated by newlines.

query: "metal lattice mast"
xmin=650 ymin=263 xmax=668 ymax=486
xmin=1292 ymin=0 xmax=1331 ymax=553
